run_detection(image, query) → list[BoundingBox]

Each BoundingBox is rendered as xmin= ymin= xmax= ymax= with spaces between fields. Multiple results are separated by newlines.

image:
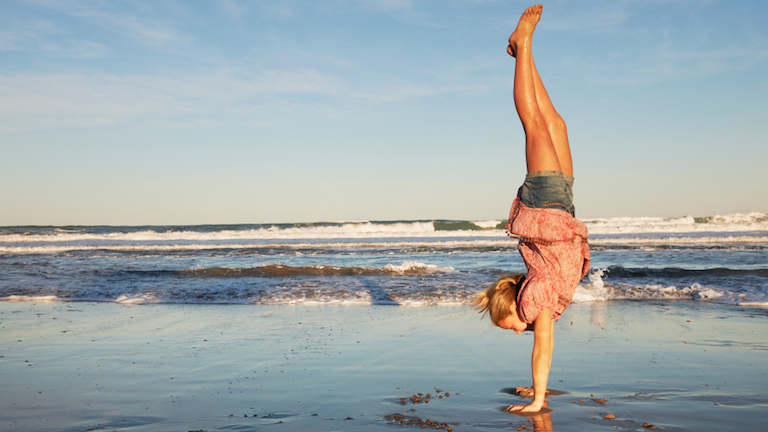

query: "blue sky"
xmin=1 ymin=0 xmax=767 ymax=225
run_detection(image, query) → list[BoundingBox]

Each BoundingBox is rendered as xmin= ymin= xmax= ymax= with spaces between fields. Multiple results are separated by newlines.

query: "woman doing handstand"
xmin=475 ymin=4 xmax=590 ymax=414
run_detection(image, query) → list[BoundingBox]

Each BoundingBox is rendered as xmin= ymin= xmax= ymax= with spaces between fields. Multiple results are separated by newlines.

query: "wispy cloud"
xmin=545 ymin=7 xmax=627 ymax=32
xmin=0 ymin=68 xmax=342 ymax=129
xmin=22 ymin=0 xmax=182 ymax=45
xmin=0 ymin=20 xmax=57 ymax=52
xmin=579 ymin=43 xmax=768 ymax=86
xmin=219 ymin=0 xmax=248 ymax=19
xmin=0 ymin=18 xmax=109 ymax=57
xmin=0 ymin=61 xmax=490 ymax=131
xmin=352 ymin=82 xmax=487 ymax=102
xmin=42 ymin=40 xmax=110 ymax=58
xmin=0 ymin=30 xmax=21 ymax=51
xmin=353 ymin=0 xmax=414 ymax=12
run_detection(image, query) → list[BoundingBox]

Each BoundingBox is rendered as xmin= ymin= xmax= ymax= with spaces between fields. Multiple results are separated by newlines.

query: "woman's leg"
xmin=531 ymin=57 xmax=573 ymax=177
xmin=508 ymin=5 xmax=572 ymax=176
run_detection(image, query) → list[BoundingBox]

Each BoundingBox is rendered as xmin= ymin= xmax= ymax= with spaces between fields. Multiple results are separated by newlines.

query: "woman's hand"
xmin=515 ymin=386 xmax=535 ymax=398
xmin=506 ymin=400 xmax=545 ymax=413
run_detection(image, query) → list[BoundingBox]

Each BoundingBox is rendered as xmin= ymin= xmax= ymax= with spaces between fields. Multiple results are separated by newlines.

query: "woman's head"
xmin=474 ymin=274 xmax=528 ymax=333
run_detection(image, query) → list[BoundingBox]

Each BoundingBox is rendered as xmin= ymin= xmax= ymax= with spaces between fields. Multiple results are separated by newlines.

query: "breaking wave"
xmin=180 ymin=262 xmax=456 ymax=277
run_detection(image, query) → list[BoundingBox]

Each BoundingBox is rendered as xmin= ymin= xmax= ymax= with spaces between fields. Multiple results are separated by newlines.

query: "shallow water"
xmin=2 ymin=217 xmax=768 ymax=308
xmin=1 ymin=301 xmax=766 ymax=431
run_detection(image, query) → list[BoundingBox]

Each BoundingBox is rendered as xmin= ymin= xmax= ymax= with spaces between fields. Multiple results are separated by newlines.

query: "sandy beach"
xmin=1 ymin=300 xmax=766 ymax=431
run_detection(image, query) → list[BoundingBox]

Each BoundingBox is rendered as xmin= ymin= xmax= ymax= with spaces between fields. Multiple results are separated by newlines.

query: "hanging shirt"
xmin=507 ymin=197 xmax=591 ymax=323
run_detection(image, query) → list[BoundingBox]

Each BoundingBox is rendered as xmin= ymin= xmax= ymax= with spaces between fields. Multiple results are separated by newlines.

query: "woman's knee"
xmin=524 ymin=115 xmax=551 ymax=139
xmin=547 ymin=113 xmax=567 ymax=135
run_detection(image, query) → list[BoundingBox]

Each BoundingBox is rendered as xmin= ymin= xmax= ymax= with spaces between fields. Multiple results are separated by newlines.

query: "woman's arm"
xmin=508 ymin=308 xmax=554 ymax=413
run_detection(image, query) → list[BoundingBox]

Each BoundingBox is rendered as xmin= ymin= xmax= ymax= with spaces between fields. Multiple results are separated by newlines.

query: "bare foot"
xmin=507 ymin=4 xmax=542 ymax=57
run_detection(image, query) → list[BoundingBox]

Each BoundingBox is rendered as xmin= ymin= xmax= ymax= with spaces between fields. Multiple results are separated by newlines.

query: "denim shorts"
xmin=518 ymin=171 xmax=575 ymax=216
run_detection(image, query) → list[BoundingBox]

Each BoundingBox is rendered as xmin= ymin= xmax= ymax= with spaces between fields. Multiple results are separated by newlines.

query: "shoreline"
xmin=1 ymin=301 xmax=767 ymax=431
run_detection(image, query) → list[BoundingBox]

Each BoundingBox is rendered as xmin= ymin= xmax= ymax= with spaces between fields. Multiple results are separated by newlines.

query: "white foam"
xmin=706 ymin=212 xmax=768 ymax=224
xmin=697 ymin=288 xmax=723 ymax=299
xmin=588 ymin=236 xmax=768 ymax=245
xmin=572 ymin=268 xmax=610 ymax=302
xmin=571 ymin=269 xmax=732 ymax=303
xmin=584 ymin=212 xmax=768 ymax=234
xmin=573 ymin=282 xmax=725 ymax=303
xmin=3 ymin=234 xmax=766 ymax=255
xmin=0 ymin=240 xmax=509 ymax=254
xmin=473 ymin=220 xmax=503 ymax=229
xmin=0 ymin=222 xmax=457 ymax=243
xmin=0 ymin=295 xmax=62 ymax=302
xmin=2 ymin=212 xmax=766 ymax=245
xmin=382 ymin=261 xmax=456 ymax=274
xmin=114 ymin=294 xmax=163 ymax=304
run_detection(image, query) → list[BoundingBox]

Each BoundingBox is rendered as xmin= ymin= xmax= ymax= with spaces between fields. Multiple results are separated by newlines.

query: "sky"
xmin=1 ymin=0 xmax=767 ymax=226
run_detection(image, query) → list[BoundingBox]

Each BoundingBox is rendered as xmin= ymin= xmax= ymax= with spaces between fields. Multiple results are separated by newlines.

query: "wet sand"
xmin=1 ymin=301 xmax=767 ymax=431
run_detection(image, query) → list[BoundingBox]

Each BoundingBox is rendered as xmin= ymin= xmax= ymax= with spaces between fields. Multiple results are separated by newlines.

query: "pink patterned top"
xmin=506 ymin=197 xmax=591 ymax=323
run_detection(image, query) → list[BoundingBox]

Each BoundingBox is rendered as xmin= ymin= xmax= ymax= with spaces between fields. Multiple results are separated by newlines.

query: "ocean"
xmin=1 ymin=212 xmax=767 ymax=309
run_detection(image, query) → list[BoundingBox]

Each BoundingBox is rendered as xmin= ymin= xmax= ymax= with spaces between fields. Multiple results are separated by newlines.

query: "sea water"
xmin=1 ymin=212 xmax=767 ymax=308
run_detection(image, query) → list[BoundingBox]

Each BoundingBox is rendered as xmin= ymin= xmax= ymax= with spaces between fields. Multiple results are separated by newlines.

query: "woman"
xmin=475 ymin=4 xmax=590 ymax=414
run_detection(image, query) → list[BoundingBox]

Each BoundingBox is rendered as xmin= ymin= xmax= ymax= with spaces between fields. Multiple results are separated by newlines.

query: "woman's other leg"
xmin=531 ymin=57 xmax=573 ymax=177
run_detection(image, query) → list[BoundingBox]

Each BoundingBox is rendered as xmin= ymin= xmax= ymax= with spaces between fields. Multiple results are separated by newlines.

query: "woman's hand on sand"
xmin=506 ymin=400 xmax=545 ymax=413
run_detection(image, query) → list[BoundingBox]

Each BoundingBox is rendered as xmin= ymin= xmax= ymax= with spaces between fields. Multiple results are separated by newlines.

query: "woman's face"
xmin=497 ymin=304 xmax=528 ymax=334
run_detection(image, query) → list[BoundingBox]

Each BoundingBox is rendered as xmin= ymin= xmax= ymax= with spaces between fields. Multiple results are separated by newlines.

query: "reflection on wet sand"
xmin=507 ymin=400 xmax=553 ymax=431
xmin=589 ymin=301 xmax=605 ymax=328
xmin=501 ymin=388 xmax=556 ymax=431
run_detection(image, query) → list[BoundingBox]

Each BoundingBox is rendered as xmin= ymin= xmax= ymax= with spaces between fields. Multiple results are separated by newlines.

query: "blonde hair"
xmin=474 ymin=274 xmax=525 ymax=326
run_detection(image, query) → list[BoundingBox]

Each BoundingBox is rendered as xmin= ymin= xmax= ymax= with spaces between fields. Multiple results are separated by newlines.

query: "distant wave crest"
xmin=181 ymin=262 xmax=456 ymax=277
xmin=584 ymin=212 xmax=768 ymax=234
xmin=1 ymin=212 xmax=767 ymax=244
